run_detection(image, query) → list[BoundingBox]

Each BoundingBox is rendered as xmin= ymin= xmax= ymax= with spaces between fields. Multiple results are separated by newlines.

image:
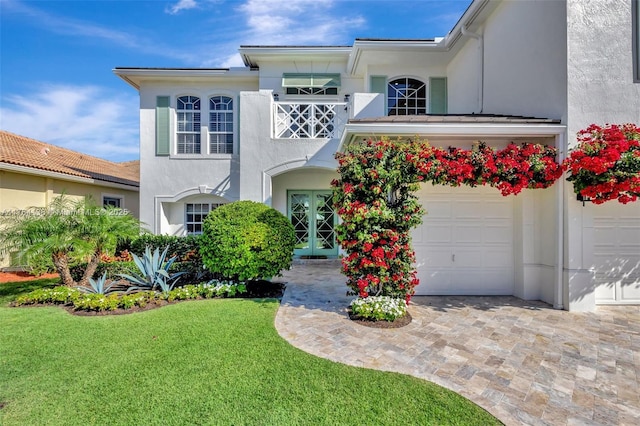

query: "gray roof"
xmin=349 ymin=114 xmax=561 ymax=124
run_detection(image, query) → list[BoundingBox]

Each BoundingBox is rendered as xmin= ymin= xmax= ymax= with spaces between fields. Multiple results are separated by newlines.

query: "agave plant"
xmin=118 ymin=246 xmax=184 ymax=293
xmin=76 ymin=272 xmax=120 ymax=295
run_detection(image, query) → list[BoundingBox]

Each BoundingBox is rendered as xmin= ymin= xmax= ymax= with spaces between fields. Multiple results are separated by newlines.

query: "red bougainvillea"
xmin=333 ymin=138 xmax=562 ymax=303
xmin=564 ymin=123 xmax=640 ymax=204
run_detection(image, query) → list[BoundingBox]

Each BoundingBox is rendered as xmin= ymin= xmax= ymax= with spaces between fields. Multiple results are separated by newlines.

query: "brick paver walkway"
xmin=275 ymin=262 xmax=640 ymax=426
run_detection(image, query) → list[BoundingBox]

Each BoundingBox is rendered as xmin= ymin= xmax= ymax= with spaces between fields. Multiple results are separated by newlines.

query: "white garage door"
xmin=412 ymin=184 xmax=514 ymax=295
xmin=592 ymin=201 xmax=640 ymax=304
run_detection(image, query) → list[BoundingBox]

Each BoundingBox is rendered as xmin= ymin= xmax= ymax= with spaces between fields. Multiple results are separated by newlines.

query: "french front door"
xmin=288 ymin=190 xmax=338 ymax=257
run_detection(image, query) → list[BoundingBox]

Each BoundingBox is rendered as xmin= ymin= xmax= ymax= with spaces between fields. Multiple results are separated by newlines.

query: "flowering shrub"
xmin=350 ymin=296 xmax=407 ymax=321
xmin=333 ymin=138 xmax=562 ymax=305
xmin=12 ymin=281 xmax=247 ymax=311
xmin=564 ymin=123 xmax=640 ymax=204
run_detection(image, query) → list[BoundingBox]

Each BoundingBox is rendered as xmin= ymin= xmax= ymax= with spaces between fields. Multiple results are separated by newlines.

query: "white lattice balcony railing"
xmin=273 ymin=102 xmax=347 ymax=139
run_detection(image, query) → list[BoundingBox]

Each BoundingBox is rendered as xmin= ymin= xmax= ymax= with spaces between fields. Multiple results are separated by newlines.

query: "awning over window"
xmin=282 ymin=73 xmax=341 ymax=88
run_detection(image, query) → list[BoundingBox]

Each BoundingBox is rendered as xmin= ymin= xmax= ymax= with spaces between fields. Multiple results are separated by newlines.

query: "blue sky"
xmin=0 ymin=0 xmax=471 ymax=162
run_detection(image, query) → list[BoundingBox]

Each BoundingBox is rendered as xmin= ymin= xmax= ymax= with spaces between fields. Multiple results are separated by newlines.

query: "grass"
xmin=0 ymin=280 xmax=501 ymax=426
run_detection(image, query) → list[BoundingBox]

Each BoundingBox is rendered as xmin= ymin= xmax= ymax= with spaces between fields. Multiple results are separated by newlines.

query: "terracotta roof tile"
xmin=0 ymin=131 xmax=139 ymax=187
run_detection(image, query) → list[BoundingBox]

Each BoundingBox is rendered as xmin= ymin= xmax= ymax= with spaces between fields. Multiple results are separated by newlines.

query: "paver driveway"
xmin=275 ymin=262 xmax=640 ymax=426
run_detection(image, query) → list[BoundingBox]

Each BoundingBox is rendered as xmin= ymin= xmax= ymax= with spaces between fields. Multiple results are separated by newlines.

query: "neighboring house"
xmin=0 ymin=130 xmax=140 ymax=267
xmin=114 ymin=0 xmax=640 ymax=312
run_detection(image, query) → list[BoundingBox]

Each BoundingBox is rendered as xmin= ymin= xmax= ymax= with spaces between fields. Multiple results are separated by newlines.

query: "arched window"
xmin=176 ymin=96 xmax=201 ymax=154
xmin=209 ymin=96 xmax=234 ymax=154
xmin=387 ymin=78 xmax=427 ymax=116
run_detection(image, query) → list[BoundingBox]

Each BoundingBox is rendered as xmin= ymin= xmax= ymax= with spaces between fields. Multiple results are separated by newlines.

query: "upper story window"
xmin=285 ymin=87 xmax=338 ymax=95
xmin=177 ymin=96 xmax=201 ymax=154
xmin=387 ymin=78 xmax=427 ymax=115
xmin=209 ymin=96 xmax=234 ymax=154
xmin=282 ymin=73 xmax=341 ymax=96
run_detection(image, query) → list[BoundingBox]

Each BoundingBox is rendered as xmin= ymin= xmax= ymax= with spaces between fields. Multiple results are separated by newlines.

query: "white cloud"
xmin=236 ymin=0 xmax=365 ymax=46
xmin=166 ymin=0 xmax=199 ymax=15
xmin=196 ymin=0 xmax=365 ymax=67
xmin=0 ymin=85 xmax=140 ymax=162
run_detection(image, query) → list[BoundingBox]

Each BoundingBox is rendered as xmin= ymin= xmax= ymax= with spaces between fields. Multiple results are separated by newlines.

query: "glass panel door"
xmin=289 ymin=192 xmax=311 ymax=253
xmin=288 ymin=190 xmax=337 ymax=257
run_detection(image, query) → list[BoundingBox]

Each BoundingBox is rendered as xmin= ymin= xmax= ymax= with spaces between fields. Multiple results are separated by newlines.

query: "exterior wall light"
xmin=577 ymin=193 xmax=592 ymax=205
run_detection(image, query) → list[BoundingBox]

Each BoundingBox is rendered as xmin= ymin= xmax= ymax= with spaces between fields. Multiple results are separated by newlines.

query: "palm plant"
xmin=0 ymin=195 xmax=142 ymax=287
xmin=119 ymin=246 xmax=184 ymax=293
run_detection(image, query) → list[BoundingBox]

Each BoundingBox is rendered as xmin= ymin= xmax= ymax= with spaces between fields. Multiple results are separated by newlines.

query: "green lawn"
xmin=0 ymin=279 xmax=500 ymax=425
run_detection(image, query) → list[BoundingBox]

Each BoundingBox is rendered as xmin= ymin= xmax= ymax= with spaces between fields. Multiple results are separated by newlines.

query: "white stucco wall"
xmin=448 ymin=0 xmax=567 ymax=120
xmin=238 ymin=90 xmax=341 ymax=205
xmin=270 ymin=168 xmax=339 ymax=216
xmin=564 ymin=0 xmax=640 ymax=311
xmin=137 ymin=79 xmax=258 ymax=232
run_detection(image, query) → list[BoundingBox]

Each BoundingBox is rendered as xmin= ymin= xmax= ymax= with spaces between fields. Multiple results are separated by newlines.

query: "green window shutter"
xmin=156 ymin=96 xmax=170 ymax=156
xmin=429 ymin=77 xmax=447 ymax=114
xmin=370 ymin=75 xmax=387 ymax=94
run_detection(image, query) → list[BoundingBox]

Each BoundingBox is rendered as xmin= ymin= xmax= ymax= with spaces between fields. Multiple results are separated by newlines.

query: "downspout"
xmin=554 ymin=132 xmax=566 ymax=310
xmin=461 ymin=25 xmax=484 ymax=114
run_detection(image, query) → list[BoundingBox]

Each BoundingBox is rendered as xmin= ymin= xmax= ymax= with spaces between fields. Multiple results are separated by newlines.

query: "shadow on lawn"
xmin=0 ymin=278 xmax=60 ymax=305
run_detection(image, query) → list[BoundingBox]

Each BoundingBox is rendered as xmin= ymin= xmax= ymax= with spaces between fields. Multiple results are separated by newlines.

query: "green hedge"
xmin=121 ymin=234 xmax=200 ymax=260
xmin=199 ymin=201 xmax=296 ymax=281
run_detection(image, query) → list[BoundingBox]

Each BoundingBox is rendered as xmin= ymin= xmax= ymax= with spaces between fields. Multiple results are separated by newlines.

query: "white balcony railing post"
xmin=273 ymin=102 xmax=347 ymax=139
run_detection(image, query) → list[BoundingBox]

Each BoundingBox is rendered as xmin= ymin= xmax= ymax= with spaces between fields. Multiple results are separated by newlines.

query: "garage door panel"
xmin=426 ymin=200 xmax=453 ymax=218
xmin=620 ymin=281 xmax=640 ymax=300
xmin=413 ymin=184 xmax=514 ymax=296
xmin=455 ymin=201 xmax=485 ymax=218
xmin=454 ymin=226 xmax=482 ymax=243
xmin=423 ymin=224 xmax=452 ymax=243
xmin=419 ymin=250 xmax=454 ymax=266
xmin=484 ymin=226 xmax=513 ymax=244
xmin=484 ymin=200 xmax=512 ymax=218
xmin=593 ymin=202 xmax=640 ymax=304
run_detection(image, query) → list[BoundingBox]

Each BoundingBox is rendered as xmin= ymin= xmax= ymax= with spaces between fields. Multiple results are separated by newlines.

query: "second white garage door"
xmin=412 ymin=184 xmax=514 ymax=295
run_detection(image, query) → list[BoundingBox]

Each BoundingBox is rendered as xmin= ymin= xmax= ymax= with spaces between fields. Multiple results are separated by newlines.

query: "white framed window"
xmin=103 ymin=195 xmax=123 ymax=208
xmin=185 ymin=202 xmax=224 ymax=235
xmin=177 ymin=96 xmax=201 ymax=154
xmin=285 ymin=87 xmax=338 ymax=95
xmin=387 ymin=77 xmax=427 ymax=116
xmin=209 ymin=96 xmax=234 ymax=154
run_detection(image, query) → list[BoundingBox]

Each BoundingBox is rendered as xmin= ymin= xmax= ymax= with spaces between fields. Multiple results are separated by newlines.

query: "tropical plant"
xmin=199 ymin=201 xmax=296 ymax=281
xmin=564 ymin=123 xmax=640 ymax=204
xmin=118 ymin=246 xmax=185 ymax=293
xmin=333 ymin=138 xmax=563 ymax=306
xmin=75 ymin=272 xmax=120 ymax=295
xmin=0 ymin=195 xmax=142 ymax=287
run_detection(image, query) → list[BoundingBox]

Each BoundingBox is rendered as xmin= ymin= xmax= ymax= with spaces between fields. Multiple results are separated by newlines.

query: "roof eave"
xmin=238 ymin=46 xmax=353 ymax=68
xmin=0 ymin=162 xmax=139 ymax=191
xmin=338 ymin=122 xmax=567 ymax=152
xmin=112 ymin=67 xmax=257 ymax=90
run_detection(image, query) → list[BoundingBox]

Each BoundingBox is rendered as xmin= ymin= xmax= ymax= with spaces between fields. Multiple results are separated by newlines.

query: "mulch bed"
xmin=348 ymin=309 xmax=412 ymax=328
xmin=10 ymin=278 xmax=287 ymax=316
xmin=0 ymin=271 xmax=59 ymax=283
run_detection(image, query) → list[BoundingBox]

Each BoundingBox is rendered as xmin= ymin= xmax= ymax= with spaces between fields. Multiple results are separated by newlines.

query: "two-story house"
xmin=115 ymin=0 xmax=640 ymax=312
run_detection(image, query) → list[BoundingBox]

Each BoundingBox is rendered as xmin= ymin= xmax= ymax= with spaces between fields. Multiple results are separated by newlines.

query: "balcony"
xmin=273 ymin=102 xmax=347 ymax=139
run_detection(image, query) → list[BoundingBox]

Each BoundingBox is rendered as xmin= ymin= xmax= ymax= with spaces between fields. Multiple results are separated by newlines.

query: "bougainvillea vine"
xmin=333 ymin=138 xmax=563 ymax=303
xmin=564 ymin=123 xmax=640 ymax=204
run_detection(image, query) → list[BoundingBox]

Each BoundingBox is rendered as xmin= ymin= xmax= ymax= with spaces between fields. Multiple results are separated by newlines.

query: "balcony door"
xmin=288 ymin=190 xmax=338 ymax=257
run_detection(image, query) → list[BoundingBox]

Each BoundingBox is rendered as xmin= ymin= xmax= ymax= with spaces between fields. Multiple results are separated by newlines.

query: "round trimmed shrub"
xmin=199 ymin=201 xmax=296 ymax=281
